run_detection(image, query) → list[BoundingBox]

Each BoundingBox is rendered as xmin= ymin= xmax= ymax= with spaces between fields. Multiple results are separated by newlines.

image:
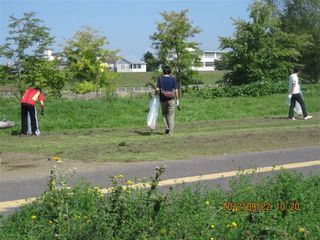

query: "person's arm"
xmin=291 ymin=75 xmax=298 ymax=95
xmin=291 ymin=82 xmax=296 ymax=95
xmin=155 ymin=78 xmax=161 ymax=94
xmin=39 ymin=93 xmax=45 ymax=115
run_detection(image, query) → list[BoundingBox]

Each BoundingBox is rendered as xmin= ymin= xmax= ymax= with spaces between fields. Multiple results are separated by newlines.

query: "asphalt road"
xmin=0 ymin=146 xmax=319 ymax=214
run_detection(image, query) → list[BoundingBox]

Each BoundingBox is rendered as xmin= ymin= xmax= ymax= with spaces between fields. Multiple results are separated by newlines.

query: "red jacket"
xmin=21 ymin=88 xmax=45 ymax=106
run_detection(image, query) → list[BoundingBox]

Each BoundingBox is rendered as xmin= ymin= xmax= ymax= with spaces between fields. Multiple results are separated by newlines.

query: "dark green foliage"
xmin=219 ymin=1 xmax=311 ymax=85
xmin=275 ymin=0 xmax=320 ymax=82
xmin=186 ymin=82 xmax=319 ymax=99
xmin=142 ymin=51 xmax=160 ymax=72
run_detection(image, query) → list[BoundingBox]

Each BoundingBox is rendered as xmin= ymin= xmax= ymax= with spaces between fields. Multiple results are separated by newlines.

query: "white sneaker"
xmin=304 ymin=116 xmax=313 ymax=120
xmin=289 ymin=117 xmax=296 ymax=120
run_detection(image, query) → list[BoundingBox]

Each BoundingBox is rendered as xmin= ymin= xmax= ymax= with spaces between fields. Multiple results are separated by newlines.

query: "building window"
xmin=215 ymin=53 xmax=222 ymax=59
xmin=204 ymin=52 xmax=215 ymax=58
xmin=205 ymin=62 xmax=214 ymax=67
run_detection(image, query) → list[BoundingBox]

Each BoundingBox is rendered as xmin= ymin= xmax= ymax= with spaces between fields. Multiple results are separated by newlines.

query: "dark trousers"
xmin=21 ymin=103 xmax=39 ymax=134
xmin=288 ymin=93 xmax=308 ymax=118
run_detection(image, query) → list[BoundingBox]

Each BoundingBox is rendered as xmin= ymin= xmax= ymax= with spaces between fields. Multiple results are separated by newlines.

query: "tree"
xmin=150 ymin=9 xmax=202 ymax=89
xmin=219 ymin=1 xmax=311 ymax=85
xmin=142 ymin=51 xmax=159 ymax=72
xmin=63 ymin=26 xmax=119 ymax=97
xmin=0 ymin=12 xmax=54 ymax=95
xmin=214 ymin=58 xmax=228 ymax=71
xmin=271 ymin=0 xmax=320 ymax=82
xmin=22 ymin=57 xmax=69 ymax=98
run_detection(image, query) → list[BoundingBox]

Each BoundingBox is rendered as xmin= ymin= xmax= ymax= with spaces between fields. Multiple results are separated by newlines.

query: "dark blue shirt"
xmin=157 ymin=76 xmax=177 ymax=102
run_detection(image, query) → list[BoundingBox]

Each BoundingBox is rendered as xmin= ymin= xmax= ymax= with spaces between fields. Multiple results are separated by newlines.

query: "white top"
xmin=288 ymin=73 xmax=300 ymax=94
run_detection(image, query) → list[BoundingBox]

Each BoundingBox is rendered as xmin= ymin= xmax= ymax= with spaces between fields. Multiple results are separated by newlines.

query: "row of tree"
xmin=0 ymin=0 xmax=319 ymax=98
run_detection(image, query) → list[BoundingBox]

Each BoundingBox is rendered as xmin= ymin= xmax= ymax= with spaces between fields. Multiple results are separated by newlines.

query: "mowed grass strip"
xmin=0 ymin=114 xmax=319 ymax=162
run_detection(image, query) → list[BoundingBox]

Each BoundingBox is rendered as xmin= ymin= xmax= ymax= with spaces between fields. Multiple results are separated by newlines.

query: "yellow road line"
xmin=1 ymin=160 xmax=320 ymax=213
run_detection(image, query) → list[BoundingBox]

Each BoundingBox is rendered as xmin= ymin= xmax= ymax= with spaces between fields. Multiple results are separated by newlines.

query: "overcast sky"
xmin=0 ymin=0 xmax=252 ymax=59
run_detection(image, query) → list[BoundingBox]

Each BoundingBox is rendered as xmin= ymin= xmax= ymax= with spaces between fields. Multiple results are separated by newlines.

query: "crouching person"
xmin=20 ymin=83 xmax=45 ymax=136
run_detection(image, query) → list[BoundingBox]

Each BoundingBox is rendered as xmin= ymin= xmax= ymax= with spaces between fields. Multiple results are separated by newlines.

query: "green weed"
xmin=0 ymin=169 xmax=319 ymax=239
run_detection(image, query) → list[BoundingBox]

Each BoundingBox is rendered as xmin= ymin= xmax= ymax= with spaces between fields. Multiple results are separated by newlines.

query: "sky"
xmin=0 ymin=0 xmax=252 ymax=59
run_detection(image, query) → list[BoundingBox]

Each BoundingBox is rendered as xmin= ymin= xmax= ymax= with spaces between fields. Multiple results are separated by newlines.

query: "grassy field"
xmin=114 ymin=71 xmax=225 ymax=87
xmin=0 ymin=92 xmax=319 ymax=163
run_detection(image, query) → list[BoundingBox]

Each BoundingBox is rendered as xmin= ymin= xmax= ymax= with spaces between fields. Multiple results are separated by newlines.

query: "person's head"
xmin=293 ymin=66 xmax=301 ymax=74
xmin=33 ymin=82 xmax=42 ymax=91
xmin=162 ymin=65 xmax=171 ymax=75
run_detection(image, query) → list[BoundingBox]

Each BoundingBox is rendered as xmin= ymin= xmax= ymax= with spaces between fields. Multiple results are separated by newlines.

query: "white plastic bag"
xmin=286 ymin=94 xmax=302 ymax=115
xmin=147 ymin=96 xmax=160 ymax=130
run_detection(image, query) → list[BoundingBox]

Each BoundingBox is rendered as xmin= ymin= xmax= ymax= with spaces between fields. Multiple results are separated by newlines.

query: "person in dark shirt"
xmin=156 ymin=65 xmax=179 ymax=135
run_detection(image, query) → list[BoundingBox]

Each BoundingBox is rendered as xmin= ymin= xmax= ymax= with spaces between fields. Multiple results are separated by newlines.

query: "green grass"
xmin=115 ymin=72 xmax=154 ymax=87
xmin=0 ymin=168 xmax=319 ymax=239
xmin=0 ymin=93 xmax=319 ymax=162
xmin=1 ymin=93 xmax=318 ymax=132
xmin=194 ymin=70 xmax=226 ymax=84
xmin=113 ymin=71 xmax=225 ymax=88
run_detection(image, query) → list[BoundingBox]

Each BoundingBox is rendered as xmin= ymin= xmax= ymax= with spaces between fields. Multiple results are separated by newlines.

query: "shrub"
xmin=73 ymin=81 xmax=96 ymax=94
xmin=186 ymin=82 xmax=320 ymax=99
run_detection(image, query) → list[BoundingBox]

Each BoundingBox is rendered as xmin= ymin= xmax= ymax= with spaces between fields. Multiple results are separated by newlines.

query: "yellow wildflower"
xmin=210 ymin=238 xmax=216 ymax=240
xmin=210 ymin=224 xmax=215 ymax=229
xmin=231 ymin=221 xmax=237 ymax=227
xmin=31 ymin=215 xmax=37 ymax=220
xmin=127 ymin=180 xmax=134 ymax=185
xmin=298 ymin=227 xmax=305 ymax=233
xmin=159 ymin=228 xmax=167 ymax=235
xmin=205 ymin=201 xmax=210 ymax=206
xmin=52 ymin=156 xmax=61 ymax=162
xmin=48 ymin=220 xmax=53 ymax=224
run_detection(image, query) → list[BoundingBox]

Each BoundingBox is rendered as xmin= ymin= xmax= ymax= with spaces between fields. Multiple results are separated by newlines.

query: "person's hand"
xmin=288 ymin=94 xmax=292 ymax=99
xmin=176 ymin=99 xmax=180 ymax=111
xmin=41 ymin=108 xmax=44 ymax=116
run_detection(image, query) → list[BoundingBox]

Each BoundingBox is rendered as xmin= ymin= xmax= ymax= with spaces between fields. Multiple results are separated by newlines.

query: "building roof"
xmin=120 ymin=56 xmax=146 ymax=65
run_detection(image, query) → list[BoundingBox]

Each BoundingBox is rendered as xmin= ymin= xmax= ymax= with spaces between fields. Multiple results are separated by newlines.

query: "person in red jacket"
xmin=20 ymin=83 xmax=45 ymax=135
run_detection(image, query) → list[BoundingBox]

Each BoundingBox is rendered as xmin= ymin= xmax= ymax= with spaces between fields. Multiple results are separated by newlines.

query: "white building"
xmin=109 ymin=56 xmax=146 ymax=73
xmin=196 ymin=51 xmax=224 ymax=71
xmin=43 ymin=49 xmax=55 ymax=61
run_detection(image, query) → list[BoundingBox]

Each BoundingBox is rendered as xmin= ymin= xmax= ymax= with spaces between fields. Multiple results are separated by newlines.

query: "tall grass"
xmin=0 ymin=92 xmax=319 ymax=134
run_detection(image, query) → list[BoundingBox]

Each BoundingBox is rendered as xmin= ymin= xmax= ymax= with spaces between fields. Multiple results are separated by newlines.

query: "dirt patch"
xmin=0 ymin=153 xmax=114 ymax=183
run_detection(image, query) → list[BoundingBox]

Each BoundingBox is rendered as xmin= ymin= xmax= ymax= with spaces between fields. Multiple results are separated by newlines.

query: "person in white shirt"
xmin=288 ymin=66 xmax=312 ymax=120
